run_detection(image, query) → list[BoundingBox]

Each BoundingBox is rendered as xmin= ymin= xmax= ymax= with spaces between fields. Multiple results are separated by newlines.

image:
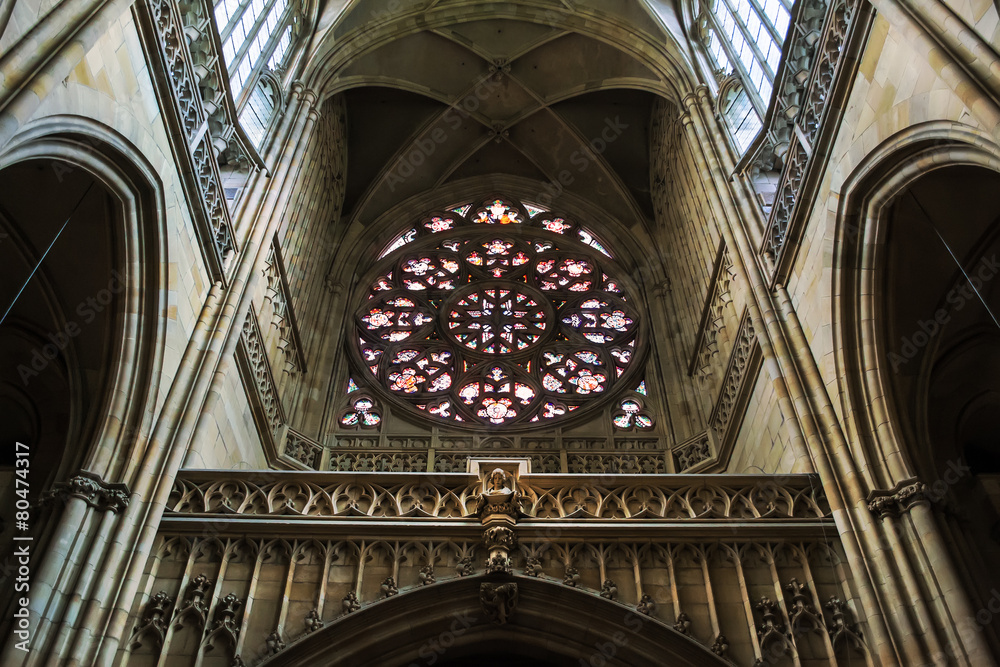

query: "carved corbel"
xmin=480 ymin=582 xmax=518 ymax=625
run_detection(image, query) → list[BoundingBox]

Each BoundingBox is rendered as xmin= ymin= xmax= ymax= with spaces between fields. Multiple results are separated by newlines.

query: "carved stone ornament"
xmin=304 ymin=608 xmax=323 ymax=633
xmin=41 ymin=471 xmax=131 ymax=513
xmin=563 ymin=567 xmax=580 ymax=587
xmin=711 ymin=634 xmax=730 ymax=657
xmin=483 ymin=525 xmax=517 ymax=551
xmin=342 ymin=591 xmax=361 ymax=614
xmin=481 ymin=582 xmax=518 ymax=625
xmin=868 ymin=479 xmax=930 ymax=519
xmin=636 ymin=594 xmax=656 ymax=615
xmin=181 ymin=573 xmax=213 ymax=617
xmin=785 ymin=578 xmax=822 ymax=631
xmin=478 ymin=468 xmax=520 ymax=521
xmin=600 ymin=579 xmax=618 ymax=600
xmin=381 ymin=576 xmax=399 ymax=598
xmin=130 ymin=591 xmax=173 ymax=648
xmin=419 ymin=565 xmax=436 ymax=585
xmin=674 ymin=611 xmax=693 ymax=636
xmin=203 ymin=592 xmax=243 ymax=652
xmin=265 ymin=630 xmax=285 ymax=655
xmin=755 ymin=595 xmax=790 ymax=656
xmin=456 ymin=555 xmax=476 ymax=577
xmin=485 ymin=553 xmax=512 ymax=575
xmin=523 ymin=556 xmax=542 ymax=577
xmin=825 ymin=596 xmax=864 ymax=651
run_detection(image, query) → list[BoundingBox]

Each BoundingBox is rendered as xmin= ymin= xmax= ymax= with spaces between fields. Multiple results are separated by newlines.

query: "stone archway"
xmin=260 ymin=575 xmax=728 ymax=667
xmin=832 ymin=122 xmax=1000 ymax=660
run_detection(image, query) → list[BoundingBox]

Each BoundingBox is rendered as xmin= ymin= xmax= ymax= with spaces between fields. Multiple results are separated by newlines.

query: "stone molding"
xmin=41 ymin=470 xmax=131 ymax=513
xmin=166 ymin=473 xmax=830 ymax=521
xmin=237 ymin=306 xmax=286 ymax=451
xmin=689 ymin=242 xmax=737 ymax=379
xmin=672 ymin=432 xmax=713 ymax=472
xmin=263 ymin=241 xmax=306 ymax=375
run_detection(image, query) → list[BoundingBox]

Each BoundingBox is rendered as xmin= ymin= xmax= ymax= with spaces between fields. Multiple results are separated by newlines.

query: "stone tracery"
xmin=353 ymin=197 xmax=644 ymax=429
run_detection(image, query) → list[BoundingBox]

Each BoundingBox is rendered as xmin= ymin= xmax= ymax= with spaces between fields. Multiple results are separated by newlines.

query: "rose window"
xmin=352 ymin=197 xmax=644 ymax=429
xmin=445 ymin=284 xmax=550 ymax=355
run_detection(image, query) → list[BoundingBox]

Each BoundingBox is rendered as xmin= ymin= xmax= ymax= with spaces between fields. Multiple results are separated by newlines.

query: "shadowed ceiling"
xmin=298 ymin=0 xmax=696 ymax=232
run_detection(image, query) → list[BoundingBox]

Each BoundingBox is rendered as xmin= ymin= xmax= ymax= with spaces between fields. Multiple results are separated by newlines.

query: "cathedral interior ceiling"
xmin=297 ymin=0 xmax=696 ymax=233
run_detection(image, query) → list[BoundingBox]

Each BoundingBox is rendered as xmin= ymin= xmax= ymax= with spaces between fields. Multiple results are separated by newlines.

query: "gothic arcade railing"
xmin=279 ymin=428 xmax=717 ymax=475
xmin=130 ymin=471 xmax=865 ymax=666
xmin=135 ymin=0 xmax=265 ymax=280
xmin=741 ymin=0 xmax=871 ymax=280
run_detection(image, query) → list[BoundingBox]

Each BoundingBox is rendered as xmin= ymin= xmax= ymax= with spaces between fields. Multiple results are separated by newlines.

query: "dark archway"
xmin=261 ymin=575 xmax=728 ymax=667
xmin=833 ymin=124 xmax=1000 ymax=658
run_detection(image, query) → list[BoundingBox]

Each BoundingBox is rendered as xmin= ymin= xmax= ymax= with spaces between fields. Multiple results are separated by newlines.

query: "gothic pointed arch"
xmin=258 ymin=575 xmax=729 ymax=667
xmin=832 ymin=120 xmax=1000 ymax=651
xmin=0 ymin=115 xmax=168 ymax=491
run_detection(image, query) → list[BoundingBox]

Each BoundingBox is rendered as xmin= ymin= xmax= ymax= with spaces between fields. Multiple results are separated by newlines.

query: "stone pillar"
xmin=0 ymin=0 xmax=135 ymax=149
xmin=679 ymin=86 xmax=916 ymax=664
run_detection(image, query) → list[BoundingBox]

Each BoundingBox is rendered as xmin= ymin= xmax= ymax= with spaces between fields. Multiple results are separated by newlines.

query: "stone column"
xmin=866 ymin=0 xmax=1000 ymax=147
xmin=680 ymin=86 xmax=913 ymax=664
xmin=88 ymin=88 xmax=322 ymax=667
xmin=0 ymin=0 xmax=135 ymax=148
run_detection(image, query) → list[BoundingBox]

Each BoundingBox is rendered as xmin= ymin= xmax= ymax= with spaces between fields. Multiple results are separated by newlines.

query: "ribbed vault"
xmin=294 ymin=0 xmax=698 ymax=232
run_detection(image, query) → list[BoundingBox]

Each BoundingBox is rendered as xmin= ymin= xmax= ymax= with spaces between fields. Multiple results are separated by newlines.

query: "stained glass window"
xmin=352 ymin=196 xmax=644 ymax=429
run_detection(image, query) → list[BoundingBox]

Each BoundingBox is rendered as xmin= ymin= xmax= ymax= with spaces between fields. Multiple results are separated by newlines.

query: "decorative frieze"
xmin=41 ymin=471 xmax=130 ymax=513
xmin=167 ymin=473 xmax=830 ymax=520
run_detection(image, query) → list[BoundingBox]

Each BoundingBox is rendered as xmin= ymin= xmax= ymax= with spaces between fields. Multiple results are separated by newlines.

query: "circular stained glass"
xmin=444 ymin=283 xmax=551 ymax=356
xmin=351 ymin=197 xmax=644 ymax=430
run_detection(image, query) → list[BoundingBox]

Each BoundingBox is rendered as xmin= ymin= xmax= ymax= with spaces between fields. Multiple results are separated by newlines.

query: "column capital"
xmin=867 ymin=478 xmax=930 ymax=519
xmin=40 ymin=470 xmax=131 ymax=514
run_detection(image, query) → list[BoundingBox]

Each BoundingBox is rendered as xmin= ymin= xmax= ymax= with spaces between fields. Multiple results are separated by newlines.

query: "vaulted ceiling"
xmin=298 ymin=0 xmax=697 ymax=232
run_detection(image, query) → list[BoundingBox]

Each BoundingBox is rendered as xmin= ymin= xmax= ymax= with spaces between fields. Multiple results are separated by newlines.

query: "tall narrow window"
xmin=701 ymin=0 xmax=792 ymax=152
xmin=212 ymin=0 xmax=297 ymax=98
xmin=239 ymin=77 xmax=278 ymax=149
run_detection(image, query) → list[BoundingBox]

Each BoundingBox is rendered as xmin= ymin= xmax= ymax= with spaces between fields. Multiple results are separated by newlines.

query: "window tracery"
xmin=699 ymin=0 xmax=792 ymax=152
xmin=351 ymin=197 xmax=646 ymax=430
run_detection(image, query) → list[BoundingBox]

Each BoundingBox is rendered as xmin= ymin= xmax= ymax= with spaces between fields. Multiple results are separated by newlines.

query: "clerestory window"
xmin=701 ymin=0 xmax=792 ymax=152
xmin=213 ymin=0 xmax=297 ymax=100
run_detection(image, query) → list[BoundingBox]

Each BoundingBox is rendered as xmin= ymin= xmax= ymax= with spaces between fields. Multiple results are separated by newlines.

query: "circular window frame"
xmin=347 ymin=200 xmax=649 ymax=433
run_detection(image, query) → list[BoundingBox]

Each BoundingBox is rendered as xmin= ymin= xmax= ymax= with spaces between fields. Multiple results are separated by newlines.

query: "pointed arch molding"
xmin=259 ymin=575 xmax=728 ymax=667
xmin=0 ymin=115 xmax=168 ymax=483
xmin=306 ymin=4 xmax=695 ymax=101
xmin=832 ymin=121 xmax=1000 ymax=490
